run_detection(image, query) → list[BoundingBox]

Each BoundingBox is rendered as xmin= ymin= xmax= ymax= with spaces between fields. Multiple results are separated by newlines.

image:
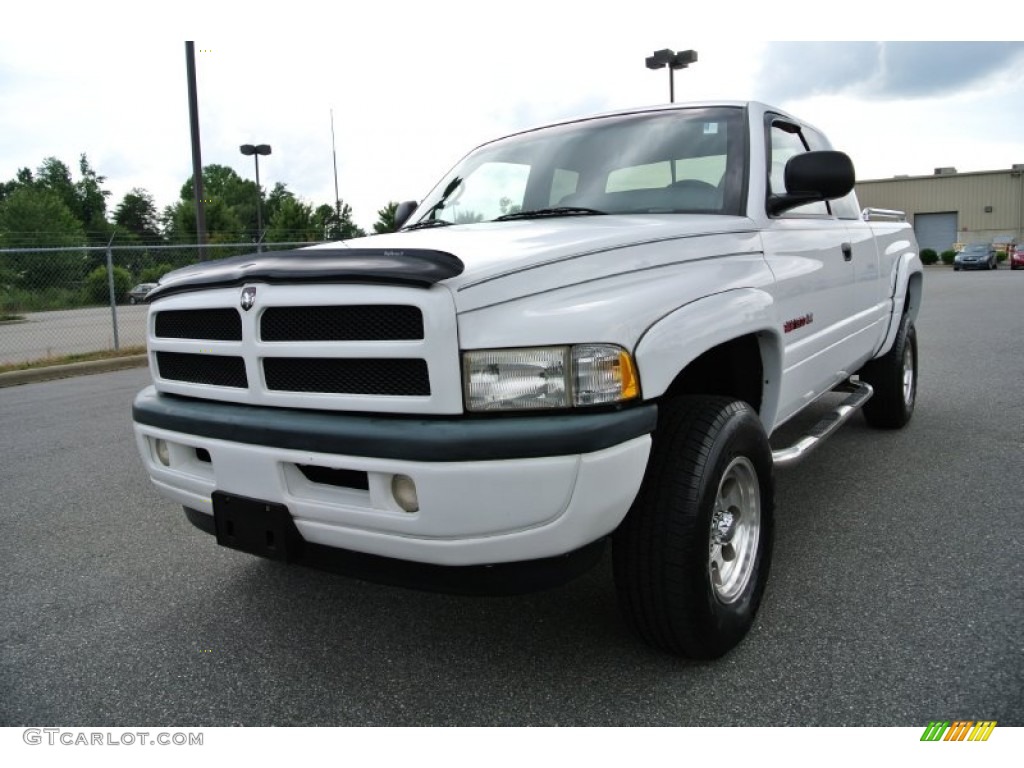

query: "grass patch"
xmin=0 ymin=346 xmax=147 ymax=374
xmin=0 ymin=287 xmax=94 ymax=313
xmin=0 ymin=314 xmax=24 ymax=322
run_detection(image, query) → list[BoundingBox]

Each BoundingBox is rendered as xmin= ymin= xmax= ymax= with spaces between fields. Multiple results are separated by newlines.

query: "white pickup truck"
xmin=133 ymin=101 xmax=922 ymax=658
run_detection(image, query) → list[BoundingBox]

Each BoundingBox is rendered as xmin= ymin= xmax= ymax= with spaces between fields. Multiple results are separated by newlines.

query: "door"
xmin=761 ymin=118 xmax=857 ymax=425
xmin=914 ymin=212 xmax=957 ymax=254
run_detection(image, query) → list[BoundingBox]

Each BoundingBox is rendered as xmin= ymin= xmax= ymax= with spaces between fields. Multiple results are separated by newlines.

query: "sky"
xmin=2 ymin=3 xmax=1023 ymax=232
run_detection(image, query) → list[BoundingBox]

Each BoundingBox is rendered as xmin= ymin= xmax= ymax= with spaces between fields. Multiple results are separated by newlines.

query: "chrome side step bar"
xmin=771 ymin=380 xmax=873 ymax=468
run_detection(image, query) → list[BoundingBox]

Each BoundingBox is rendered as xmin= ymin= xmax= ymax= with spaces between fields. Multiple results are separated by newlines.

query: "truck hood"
xmin=318 ymin=215 xmax=756 ymax=291
xmin=148 ymin=215 xmax=757 ymax=306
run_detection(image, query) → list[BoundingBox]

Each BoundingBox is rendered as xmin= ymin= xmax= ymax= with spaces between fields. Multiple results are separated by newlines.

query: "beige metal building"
xmin=856 ymin=165 xmax=1024 ymax=254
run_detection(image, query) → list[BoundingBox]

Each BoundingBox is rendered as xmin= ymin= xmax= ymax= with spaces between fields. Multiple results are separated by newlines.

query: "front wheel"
xmin=613 ymin=397 xmax=774 ymax=659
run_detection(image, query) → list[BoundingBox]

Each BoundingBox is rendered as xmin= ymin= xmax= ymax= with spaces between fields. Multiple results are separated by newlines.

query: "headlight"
xmin=463 ymin=344 xmax=639 ymax=412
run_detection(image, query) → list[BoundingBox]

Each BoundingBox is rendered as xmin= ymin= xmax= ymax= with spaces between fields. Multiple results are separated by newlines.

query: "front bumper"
xmin=133 ymin=387 xmax=655 ymax=567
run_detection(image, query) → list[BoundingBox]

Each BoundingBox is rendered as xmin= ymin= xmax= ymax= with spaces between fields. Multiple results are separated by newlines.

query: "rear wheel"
xmin=860 ymin=312 xmax=917 ymax=429
xmin=613 ymin=396 xmax=774 ymax=658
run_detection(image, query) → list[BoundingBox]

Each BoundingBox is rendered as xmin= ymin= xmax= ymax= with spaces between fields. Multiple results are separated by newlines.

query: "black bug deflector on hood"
xmin=145 ymin=248 xmax=465 ymax=302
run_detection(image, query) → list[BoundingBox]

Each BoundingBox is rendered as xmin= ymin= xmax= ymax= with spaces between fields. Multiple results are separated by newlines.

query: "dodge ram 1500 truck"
xmin=133 ymin=101 xmax=922 ymax=658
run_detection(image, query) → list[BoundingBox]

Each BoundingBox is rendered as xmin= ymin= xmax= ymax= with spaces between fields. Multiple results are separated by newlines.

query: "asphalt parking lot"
xmin=0 ymin=305 xmax=148 ymax=366
xmin=1 ymin=268 xmax=1021 ymax=726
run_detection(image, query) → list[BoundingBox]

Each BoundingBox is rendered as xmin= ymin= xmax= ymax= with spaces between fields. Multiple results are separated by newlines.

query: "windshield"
xmin=407 ymin=107 xmax=746 ymax=227
xmin=962 ymin=244 xmax=989 ymax=254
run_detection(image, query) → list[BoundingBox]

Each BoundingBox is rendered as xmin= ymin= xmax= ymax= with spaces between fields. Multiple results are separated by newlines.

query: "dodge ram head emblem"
xmin=240 ymin=287 xmax=256 ymax=311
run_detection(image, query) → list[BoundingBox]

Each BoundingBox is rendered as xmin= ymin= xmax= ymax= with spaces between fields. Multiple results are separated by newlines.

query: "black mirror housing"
xmin=393 ymin=201 xmax=418 ymax=231
xmin=768 ymin=151 xmax=855 ymax=216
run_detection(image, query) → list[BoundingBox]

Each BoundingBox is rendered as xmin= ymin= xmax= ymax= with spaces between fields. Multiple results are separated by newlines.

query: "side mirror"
xmin=393 ymin=200 xmax=418 ymax=231
xmin=767 ymin=151 xmax=855 ymax=216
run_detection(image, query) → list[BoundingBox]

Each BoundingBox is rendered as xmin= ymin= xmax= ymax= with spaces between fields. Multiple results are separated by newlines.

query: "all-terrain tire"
xmin=613 ymin=396 xmax=774 ymax=659
xmin=859 ymin=313 xmax=917 ymax=429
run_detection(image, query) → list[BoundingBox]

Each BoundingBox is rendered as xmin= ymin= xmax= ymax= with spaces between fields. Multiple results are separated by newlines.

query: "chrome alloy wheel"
xmin=902 ymin=343 xmax=915 ymax=407
xmin=709 ymin=456 xmax=761 ymax=604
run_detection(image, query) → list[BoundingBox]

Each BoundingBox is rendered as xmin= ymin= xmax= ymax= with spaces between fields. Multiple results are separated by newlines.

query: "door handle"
xmin=841 ymin=242 xmax=853 ymax=262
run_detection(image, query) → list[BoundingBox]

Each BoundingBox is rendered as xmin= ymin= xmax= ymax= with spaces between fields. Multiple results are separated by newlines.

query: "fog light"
xmin=154 ymin=439 xmax=170 ymax=466
xmin=391 ymin=474 xmax=419 ymax=513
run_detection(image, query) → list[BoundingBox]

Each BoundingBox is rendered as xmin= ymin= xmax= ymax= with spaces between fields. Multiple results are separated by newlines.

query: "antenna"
xmin=330 ymin=109 xmax=340 ymax=216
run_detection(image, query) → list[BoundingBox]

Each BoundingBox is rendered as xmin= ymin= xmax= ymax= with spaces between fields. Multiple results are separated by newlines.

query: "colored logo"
xmin=920 ymin=721 xmax=997 ymax=742
xmin=783 ymin=313 xmax=814 ymax=334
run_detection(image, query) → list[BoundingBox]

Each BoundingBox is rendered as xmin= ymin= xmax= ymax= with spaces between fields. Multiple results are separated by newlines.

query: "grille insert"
xmin=260 ymin=305 xmax=424 ymax=342
xmin=263 ymin=358 xmax=430 ymax=395
xmin=156 ymin=352 xmax=248 ymax=388
xmin=155 ymin=309 xmax=242 ymax=341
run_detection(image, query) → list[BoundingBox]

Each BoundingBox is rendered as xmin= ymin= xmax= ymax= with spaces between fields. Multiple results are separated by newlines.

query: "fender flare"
xmin=634 ymin=288 xmax=783 ymax=431
xmin=875 ymin=251 xmax=923 ymax=358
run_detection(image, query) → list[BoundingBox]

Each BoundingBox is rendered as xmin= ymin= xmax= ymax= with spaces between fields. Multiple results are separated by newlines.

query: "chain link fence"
xmin=0 ymin=241 xmax=323 ymax=366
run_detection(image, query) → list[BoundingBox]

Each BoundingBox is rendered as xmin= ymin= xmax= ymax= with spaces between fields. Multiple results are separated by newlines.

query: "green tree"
xmin=179 ymin=164 xmax=261 ymax=241
xmin=0 ymin=168 xmax=33 ymax=205
xmin=74 ymin=154 xmax=112 ymax=243
xmin=265 ymin=182 xmax=296 ymax=227
xmin=373 ymin=201 xmax=399 ymax=234
xmin=15 ymin=155 xmax=113 ymax=246
xmin=266 ymin=196 xmax=316 ymax=243
xmin=84 ymin=265 xmax=132 ymax=304
xmin=35 ymin=157 xmax=78 ymax=214
xmin=166 ymin=197 xmax=245 ymax=245
xmin=114 ymin=188 xmax=163 ymax=245
xmin=314 ymin=201 xmax=365 ymax=241
xmin=0 ymin=187 xmax=86 ymax=289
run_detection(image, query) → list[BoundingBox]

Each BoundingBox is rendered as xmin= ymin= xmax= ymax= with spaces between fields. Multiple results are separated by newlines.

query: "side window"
xmin=829 ymin=189 xmax=862 ymax=220
xmin=769 ymin=122 xmax=828 ymax=216
xmin=803 ymin=125 xmax=860 ymax=220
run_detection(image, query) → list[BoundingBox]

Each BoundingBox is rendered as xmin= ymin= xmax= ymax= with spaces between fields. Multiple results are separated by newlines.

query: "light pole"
xmin=645 ymin=48 xmax=698 ymax=103
xmin=240 ymin=143 xmax=271 ymax=250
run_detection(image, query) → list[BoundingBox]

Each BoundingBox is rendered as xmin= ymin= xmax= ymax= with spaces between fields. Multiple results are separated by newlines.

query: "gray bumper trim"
xmin=133 ymin=387 xmax=656 ymax=462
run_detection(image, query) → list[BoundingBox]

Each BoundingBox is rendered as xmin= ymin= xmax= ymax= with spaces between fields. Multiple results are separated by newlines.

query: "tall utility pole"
xmin=330 ymin=109 xmax=341 ymax=217
xmin=185 ymin=41 xmax=208 ymax=260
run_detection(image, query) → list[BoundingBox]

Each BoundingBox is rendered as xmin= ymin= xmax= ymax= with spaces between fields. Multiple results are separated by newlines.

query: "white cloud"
xmin=2 ymin=3 xmax=1022 ymax=229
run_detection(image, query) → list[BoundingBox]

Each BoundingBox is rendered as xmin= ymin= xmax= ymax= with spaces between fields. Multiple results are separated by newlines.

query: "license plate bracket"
xmin=212 ymin=492 xmax=304 ymax=562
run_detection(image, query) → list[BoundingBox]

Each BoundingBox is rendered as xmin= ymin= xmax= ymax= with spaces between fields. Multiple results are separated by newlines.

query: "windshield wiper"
xmin=402 ymin=218 xmax=454 ymax=231
xmin=493 ymin=206 xmax=606 ymax=221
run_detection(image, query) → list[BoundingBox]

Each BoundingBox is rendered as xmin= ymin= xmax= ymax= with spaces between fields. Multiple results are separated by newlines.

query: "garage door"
xmin=914 ymin=212 xmax=958 ymax=253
